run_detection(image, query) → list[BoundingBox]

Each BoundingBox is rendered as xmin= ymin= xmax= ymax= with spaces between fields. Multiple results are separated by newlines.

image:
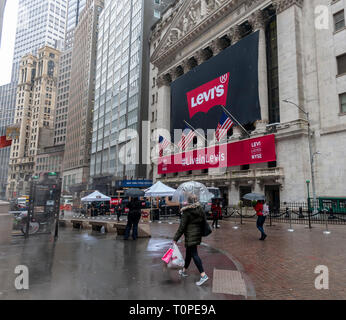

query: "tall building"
xmin=149 ymin=0 xmax=346 ymax=205
xmin=89 ymin=0 xmax=174 ymax=194
xmin=0 ymin=0 xmax=68 ymax=199
xmin=7 ymin=46 xmax=61 ymax=198
xmin=0 ymin=0 xmax=6 ymax=47
xmin=65 ymin=0 xmax=86 ymax=50
xmin=62 ymin=0 xmax=104 ymax=195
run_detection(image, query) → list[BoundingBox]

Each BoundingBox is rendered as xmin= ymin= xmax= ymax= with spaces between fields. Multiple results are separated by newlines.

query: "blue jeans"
xmin=124 ymin=222 xmax=139 ymax=240
xmin=256 ymin=216 xmax=266 ymax=237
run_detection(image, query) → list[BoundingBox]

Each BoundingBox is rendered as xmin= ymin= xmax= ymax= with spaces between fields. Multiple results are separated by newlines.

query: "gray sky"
xmin=0 ymin=0 xmax=19 ymax=86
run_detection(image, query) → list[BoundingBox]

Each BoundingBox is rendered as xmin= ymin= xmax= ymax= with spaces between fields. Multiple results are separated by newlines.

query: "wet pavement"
xmin=0 ymin=226 xmax=245 ymax=300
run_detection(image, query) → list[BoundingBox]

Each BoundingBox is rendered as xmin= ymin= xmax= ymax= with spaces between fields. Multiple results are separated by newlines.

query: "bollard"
xmin=285 ymin=207 xmax=289 ymax=218
xmin=288 ymin=208 xmax=294 ymax=232
xmin=323 ymin=209 xmax=331 ymax=235
xmin=299 ymin=207 xmax=304 ymax=219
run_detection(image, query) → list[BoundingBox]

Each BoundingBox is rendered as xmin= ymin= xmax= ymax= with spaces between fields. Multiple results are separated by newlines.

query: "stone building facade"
xmin=7 ymin=46 xmax=60 ymax=198
xmin=149 ymin=0 xmax=346 ymax=206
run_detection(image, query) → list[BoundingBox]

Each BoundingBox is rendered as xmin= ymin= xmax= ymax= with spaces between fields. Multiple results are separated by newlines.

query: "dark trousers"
xmin=124 ymin=221 xmax=139 ymax=240
xmin=117 ymin=212 xmax=121 ymax=221
xmin=184 ymin=245 xmax=204 ymax=274
xmin=212 ymin=217 xmax=218 ymax=228
xmin=256 ymin=216 xmax=266 ymax=237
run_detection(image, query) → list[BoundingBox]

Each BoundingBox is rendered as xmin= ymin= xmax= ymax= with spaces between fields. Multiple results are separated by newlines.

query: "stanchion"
xmin=233 ymin=206 xmax=240 ymax=230
xmin=323 ymin=209 xmax=331 ymax=235
xmin=287 ymin=208 xmax=294 ymax=232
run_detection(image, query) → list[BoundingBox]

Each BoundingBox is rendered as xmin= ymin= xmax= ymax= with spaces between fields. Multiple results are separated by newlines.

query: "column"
xmin=156 ymin=74 xmax=172 ymax=133
xmin=226 ymin=25 xmax=242 ymax=45
xmin=275 ymin=0 xmax=305 ymax=122
xmin=248 ymin=10 xmax=269 ymax=132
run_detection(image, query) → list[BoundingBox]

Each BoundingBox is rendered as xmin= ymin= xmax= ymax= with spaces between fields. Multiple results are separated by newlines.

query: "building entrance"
xmin=265 ymin=185 xmax=280 ymax=212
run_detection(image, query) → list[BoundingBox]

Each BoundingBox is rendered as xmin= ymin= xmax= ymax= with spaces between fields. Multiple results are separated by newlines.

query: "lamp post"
xmin=283 ymin=100 xmax=317 ymax=213
xmin=306 ymin=180 xmax=312 ymax=229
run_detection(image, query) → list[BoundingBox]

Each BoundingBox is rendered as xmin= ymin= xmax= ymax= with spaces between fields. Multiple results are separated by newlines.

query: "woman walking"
xmin=173 ymin=195 xmax=209 ymax=286
xmin=254 ymin=200 xmax=267 ymax=240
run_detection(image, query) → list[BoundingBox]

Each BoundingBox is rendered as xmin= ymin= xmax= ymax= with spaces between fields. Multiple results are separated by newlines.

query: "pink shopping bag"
xmin=161 ymin=248 xmax=174 ymax=264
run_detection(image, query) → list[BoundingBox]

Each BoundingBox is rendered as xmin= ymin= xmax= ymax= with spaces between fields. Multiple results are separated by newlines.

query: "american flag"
xmin=177 ymin=127 xmax=196 ymax=151
xmin=158 ymin=135 xmax=170 ymax=150
xmin=216 ymin=112 xmax=234 ymax=141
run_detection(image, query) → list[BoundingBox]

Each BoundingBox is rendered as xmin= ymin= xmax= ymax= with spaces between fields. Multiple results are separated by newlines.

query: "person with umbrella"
xmin=243 ymin=193 xmax=267 ymax=241
xmin=172 ymin=182 xmax=210 ymax=286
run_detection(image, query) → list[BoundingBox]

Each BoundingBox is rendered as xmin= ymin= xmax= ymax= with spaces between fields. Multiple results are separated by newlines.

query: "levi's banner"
xmin=158 ymin=134 xmax=276 ymax=175
xmin=171 ymin=31 xmax=261 ymax=135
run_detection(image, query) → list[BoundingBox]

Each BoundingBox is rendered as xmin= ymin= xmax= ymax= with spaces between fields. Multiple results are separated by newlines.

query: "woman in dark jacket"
xmin=124 ymin=197 xmax=142 ymax=240
xmin=173 ymin=197 xmax=209 ymax=286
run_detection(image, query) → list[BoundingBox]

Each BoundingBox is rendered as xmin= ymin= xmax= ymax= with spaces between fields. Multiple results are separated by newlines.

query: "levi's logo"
xmin=186 ymin=72 xmax=230 ymax=118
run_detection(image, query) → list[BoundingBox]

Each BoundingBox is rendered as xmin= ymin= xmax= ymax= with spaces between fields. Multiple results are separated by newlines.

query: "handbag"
xmin=202 ymin=218 xmax=212 ymax=237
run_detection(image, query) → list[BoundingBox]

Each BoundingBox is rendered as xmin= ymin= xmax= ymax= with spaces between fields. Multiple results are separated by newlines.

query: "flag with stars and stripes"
xmin=216 ymin=112 xmax=234 ymax=141
xmin=177 ymin=127 xmax=196 ymax=151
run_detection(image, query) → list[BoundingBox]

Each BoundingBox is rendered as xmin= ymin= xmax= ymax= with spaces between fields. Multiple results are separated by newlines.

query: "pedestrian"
xmin=116 ymin=204 xmax=122 ymax=221
xmin=211 ymin=199 xmax=221 ymax=228
xmin=254 ymin=200 xmax=267 ymax=240
xmin=124 ymin=197 xmax=142 ymax=240
xmin=173 ymin=194 xmax=209 ymax=286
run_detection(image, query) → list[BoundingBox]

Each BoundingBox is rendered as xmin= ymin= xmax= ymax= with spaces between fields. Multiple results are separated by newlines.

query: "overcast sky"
xmin=0 ymin=0 xmax=19 ymax=86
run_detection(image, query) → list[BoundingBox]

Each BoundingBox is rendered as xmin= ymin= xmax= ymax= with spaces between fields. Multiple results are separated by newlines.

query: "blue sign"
xmin=119 ymin=180 xmax=153 ymax=188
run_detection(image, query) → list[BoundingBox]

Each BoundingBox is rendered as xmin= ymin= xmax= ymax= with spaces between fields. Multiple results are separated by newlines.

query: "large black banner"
xmin=170 ymin=31 xmax=261 ymax=135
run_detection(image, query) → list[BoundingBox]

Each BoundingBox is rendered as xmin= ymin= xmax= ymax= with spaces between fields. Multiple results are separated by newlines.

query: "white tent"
xmin=145 ymin=181 xmax=176 ymax=197
xmin=81 ymin=191 xmax=111 ymax=202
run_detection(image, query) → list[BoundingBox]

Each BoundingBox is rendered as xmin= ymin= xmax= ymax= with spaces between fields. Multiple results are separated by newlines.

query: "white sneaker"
xmin=178 ymin=269 xmax=188 ymax=277
xmin=196 ymin=275 xmax=208 ymax=286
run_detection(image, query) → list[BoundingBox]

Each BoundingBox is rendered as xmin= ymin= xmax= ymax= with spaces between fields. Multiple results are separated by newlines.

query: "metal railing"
xmin=222 ymin=201 xmax=346 ymax=226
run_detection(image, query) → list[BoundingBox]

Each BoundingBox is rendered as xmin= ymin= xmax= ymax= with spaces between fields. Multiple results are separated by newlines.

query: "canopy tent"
xmin=145 ymin=181 xmax=176 ymax=198
xmin=81 ymin=191 xmax=111 ymax=202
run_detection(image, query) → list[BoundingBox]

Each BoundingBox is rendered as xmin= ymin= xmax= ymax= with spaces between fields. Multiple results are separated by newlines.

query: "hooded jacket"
xmin=173 ymin=202 xmax=205 ymax=248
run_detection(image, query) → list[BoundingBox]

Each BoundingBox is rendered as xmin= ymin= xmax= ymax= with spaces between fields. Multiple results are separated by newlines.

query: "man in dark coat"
xmin=124 ymin=197 xmax=142 ymax=240
xmin=173 ymin=197 xmax=209 ymax=286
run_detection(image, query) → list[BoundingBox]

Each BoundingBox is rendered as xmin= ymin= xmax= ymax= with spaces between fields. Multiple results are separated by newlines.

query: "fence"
xmin=223 ymin=201 xmax=346 ymax=226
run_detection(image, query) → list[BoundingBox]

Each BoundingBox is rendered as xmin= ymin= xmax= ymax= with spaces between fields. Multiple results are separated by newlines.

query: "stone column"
xmin=194 ymin=49 xmax=209 ymax=65
xmin=248 ymin=10 xmax=269 ymax=132
xmin=157 ymin=74 xmax=172 ymax=133
xmin=227 ymin=25 xmax=242 ymax=45
xmin=209 ymin=38 xmax=223 ymax=56
xmin=275 ymin=0 xmax=305 ymax=122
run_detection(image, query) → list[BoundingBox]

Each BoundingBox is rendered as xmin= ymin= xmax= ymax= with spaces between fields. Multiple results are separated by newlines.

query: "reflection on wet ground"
xmin=0 ymin=229 xmax=244 ymax=300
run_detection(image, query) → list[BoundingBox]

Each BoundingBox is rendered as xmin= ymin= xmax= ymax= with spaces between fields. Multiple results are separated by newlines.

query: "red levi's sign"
xmin=158 ymin=134 xmax=276 ymax=174
xmin=0 ymin=135 xmax=12 ymax=149
xmin=186 ymin=73 xmax=230 ymax=119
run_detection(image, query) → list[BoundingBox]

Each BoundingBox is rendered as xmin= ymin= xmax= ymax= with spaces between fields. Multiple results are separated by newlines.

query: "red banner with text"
xmin=158 ymin=134 xmax=276 ymax=175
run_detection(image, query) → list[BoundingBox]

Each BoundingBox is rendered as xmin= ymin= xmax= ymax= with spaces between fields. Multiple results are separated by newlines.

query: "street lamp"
xmin=282 ymin=99 xmax=318 ymax=212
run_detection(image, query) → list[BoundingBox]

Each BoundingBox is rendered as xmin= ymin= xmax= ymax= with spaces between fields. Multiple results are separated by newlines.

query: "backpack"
xmin=263 ymin=204 xmax=269 ymax=216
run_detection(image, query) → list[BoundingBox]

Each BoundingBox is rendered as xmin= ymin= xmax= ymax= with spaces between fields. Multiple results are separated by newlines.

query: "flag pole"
xmin=221 ymin=106 xmax=250 ymax=138
xmin=183 ymin=120 xmax=208 ymax=143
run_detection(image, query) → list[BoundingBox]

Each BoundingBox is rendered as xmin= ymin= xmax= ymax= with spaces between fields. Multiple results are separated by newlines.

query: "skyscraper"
xmin=90 ymin=0 xmax=174 ymax=194
xmin=62 ymin=0 xmax=104 ymax=195
xmin=0 ymin=0 xmax=6 ymax=47
xmin=0 ymin=0 xmax=68 ymax=199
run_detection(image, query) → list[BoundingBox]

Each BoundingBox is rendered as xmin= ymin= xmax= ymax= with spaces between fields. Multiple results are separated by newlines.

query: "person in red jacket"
xmin=254 ymin=200 xmax=267 ymax=240
xmin=211 ymin=199 xmax=222 ymax=229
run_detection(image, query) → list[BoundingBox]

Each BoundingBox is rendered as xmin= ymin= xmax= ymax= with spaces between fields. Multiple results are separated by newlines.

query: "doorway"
xmin=265 ymin=185 xmax=280 ymax=212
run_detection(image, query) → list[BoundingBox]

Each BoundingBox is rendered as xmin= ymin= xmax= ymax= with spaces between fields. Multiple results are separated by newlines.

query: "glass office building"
xmin=90 ymin=0 xmax=173 ymax=192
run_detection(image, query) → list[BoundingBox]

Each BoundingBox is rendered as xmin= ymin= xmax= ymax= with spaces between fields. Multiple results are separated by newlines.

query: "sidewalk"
xmin=0 ymin=227 xmax=245 ymax=300
xmin=152 ymin=219 xmax=346 ymax=300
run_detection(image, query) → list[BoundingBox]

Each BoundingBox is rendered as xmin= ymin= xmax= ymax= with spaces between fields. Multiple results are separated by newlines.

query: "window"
xmin=340 ymin=93 xmax=346 ymax=114
xmin=154 ymin=9 xmax=160 ymax=19
xmin=334 ymin=10 xmax=345 ymax=32
xmin=337 ymin=53 xmax=346 ymax=75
